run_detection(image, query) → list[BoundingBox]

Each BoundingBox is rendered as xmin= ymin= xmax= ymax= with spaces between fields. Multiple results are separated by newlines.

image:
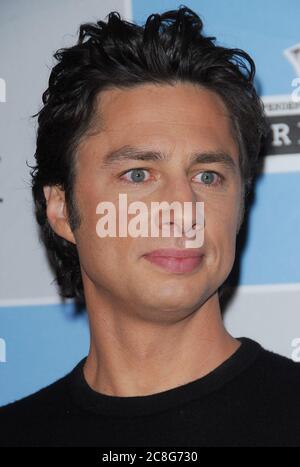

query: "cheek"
xmin=75 ymin=231 xmax=126 ymax=296
xmin=206 ymin=192 xmax=240 ymax=226
xmin=74 ymin=176 xmax=140 ymax=269
xmin=204 ymin=193 xmax=241 ymax=258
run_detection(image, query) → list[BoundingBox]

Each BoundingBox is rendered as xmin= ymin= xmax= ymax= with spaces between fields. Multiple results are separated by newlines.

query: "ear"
xmin=43 ymin=185 xmax=76 ymax=245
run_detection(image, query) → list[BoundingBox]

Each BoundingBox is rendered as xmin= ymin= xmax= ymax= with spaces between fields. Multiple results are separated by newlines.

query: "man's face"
xmin=71 ymin=83 xmax=243 ymax=321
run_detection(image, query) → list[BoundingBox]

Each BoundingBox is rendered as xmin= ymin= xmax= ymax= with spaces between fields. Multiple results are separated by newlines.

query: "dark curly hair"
xmin=30 ymin=5 xmax=268 ymax=305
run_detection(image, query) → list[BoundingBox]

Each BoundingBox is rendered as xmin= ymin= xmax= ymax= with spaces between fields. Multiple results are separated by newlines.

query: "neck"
xmin=83 ymin=290 xmax=240 ymax=397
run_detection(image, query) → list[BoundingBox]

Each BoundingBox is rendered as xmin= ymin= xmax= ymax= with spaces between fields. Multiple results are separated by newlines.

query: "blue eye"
xmin=193 ymin=171 xmax=221 ymax=186
xmin=121 ymin=168 xmax=150 ymax=184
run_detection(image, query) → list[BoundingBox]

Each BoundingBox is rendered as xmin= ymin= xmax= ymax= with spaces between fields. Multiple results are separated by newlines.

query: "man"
xmin=0 ymin=5 xmax=299 ymax=447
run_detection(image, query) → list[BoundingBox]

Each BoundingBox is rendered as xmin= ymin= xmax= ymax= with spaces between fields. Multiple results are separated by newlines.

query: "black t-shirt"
xmin=0 ymin=337 xmax=300 ymax=447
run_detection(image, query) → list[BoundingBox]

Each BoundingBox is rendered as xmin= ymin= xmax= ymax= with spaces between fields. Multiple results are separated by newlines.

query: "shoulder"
xmin=238 ymin=337 xmax=300 ymax=381
xmin=0 ymin=368 xmax=74 ymax=446
xmin=257 ymin=344 xmax=300 ymax=379
xmin=239 ymin=341 xmax=300 ymax=412
xmin=0 ymin=374 xmax=68 ymax=416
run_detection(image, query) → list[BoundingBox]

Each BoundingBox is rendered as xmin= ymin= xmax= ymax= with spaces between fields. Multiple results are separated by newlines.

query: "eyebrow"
xmin=101 ymin=145 xmax=238 ymax=173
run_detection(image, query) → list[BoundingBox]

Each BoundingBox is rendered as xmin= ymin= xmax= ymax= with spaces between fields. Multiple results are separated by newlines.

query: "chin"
xmin=148 ymin=282 xmax=205 ymax=309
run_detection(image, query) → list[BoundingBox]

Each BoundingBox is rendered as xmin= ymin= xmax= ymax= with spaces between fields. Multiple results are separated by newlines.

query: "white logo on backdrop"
xmin=0 ymin=338 xmax=6 ymax=363
xmin=291 ymin=337 xmax=300 ymax=362
xmin=284 ymin=43 xmax=300 ymax=103
xmin=284 ymin=43 xmax=300 ymax=77
xmin=0 ymin=78 xmax=6 ymax=102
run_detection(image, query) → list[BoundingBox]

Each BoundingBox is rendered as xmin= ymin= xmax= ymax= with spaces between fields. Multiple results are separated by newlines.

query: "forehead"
xmin=81 ymin=82 xmax=238 ymax=161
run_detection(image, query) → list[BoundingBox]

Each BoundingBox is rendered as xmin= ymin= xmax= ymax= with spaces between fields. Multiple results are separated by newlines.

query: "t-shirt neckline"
xmin=67 ymin=337 xmax=262 ymax=418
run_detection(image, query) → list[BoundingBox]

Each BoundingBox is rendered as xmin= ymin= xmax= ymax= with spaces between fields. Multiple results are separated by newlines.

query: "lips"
xmin=143 ymin=248 xmax=204 ymax=273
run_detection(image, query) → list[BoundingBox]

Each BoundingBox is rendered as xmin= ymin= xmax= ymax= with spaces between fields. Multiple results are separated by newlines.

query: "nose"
xmin=152 ymin=176 xmax=205 ymax=245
